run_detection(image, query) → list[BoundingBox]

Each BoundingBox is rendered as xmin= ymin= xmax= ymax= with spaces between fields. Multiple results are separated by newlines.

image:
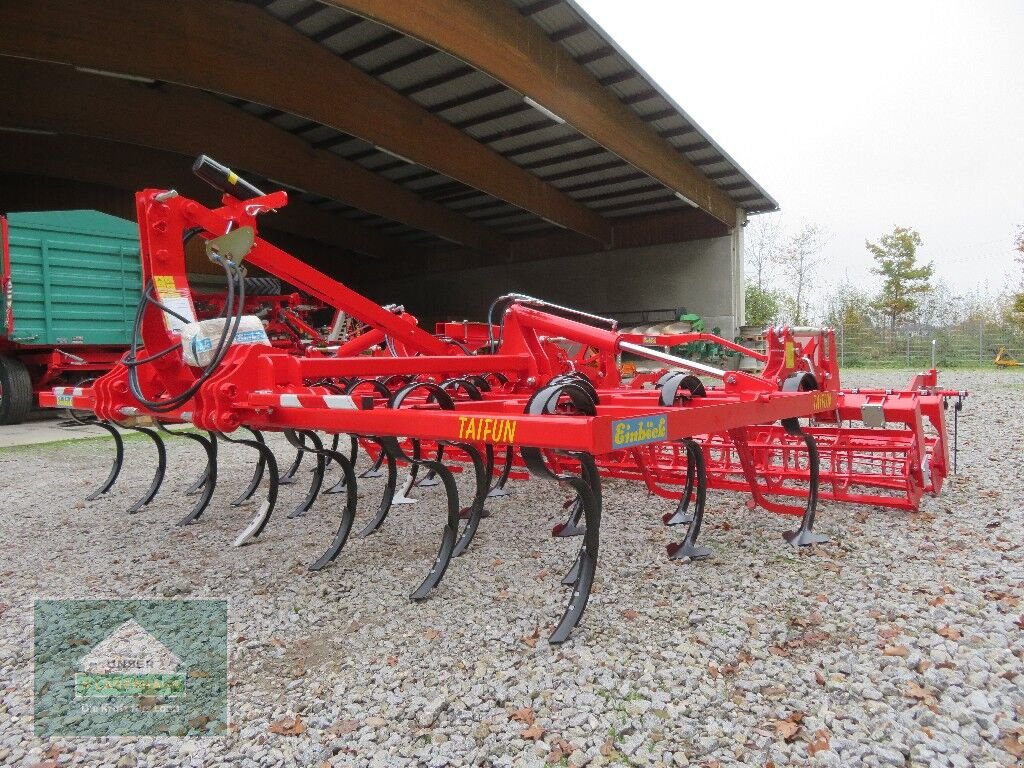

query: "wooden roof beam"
xmin=0 ymin=57 xmax=505 ymax=258
xmin=0 ymin=0 xmax=611 ymax=246
xmin=325 ymin=0 xmax=739 ymax=227
xmin=0 ymin=131 xmax=419 ymax=269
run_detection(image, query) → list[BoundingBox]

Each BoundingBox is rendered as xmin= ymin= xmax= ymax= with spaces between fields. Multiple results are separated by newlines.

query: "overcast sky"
xmin=577 ymin=0 xmax=1023 ymax=295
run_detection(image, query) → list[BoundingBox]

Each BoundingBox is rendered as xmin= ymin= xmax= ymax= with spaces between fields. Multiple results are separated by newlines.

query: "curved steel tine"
xmin=231 ymin=427 xmax=267 ymax=506
xmin=416 ymin=444 xmax=444 ymax=488
xmin=487 ymin=445 xmax=514 ymax=498
xmin=223 ymin=432 xmax=280 ymax=547
xmin=85 ymin=420 xmax=125 ymax=500
xmin=409 ymin=459 xmax=461 ymax=600
xmin=561 ymin=548 xmax=583 ymax=586
xmin=174 ymin=432 xmax=218 ymax=526
xmin=359 ymin=447 xmax=386 ymax=479
xmin=156 ymin=422 xmax=207 ymax=498
xmin=284 ymin=430 xmax=326 ymax=518
xmin=548 ymin=452 xmax=601 ymax=645
xmin=278 ymin=434 xmax=304 ymax=485
xmin=323 ymin=435 xmax=359 ymax=494
xmin=451 ymin=442 xmax=488 ymax=557
xmin=781 ymin=424 xmax=829 ymax=547
xmin=663 ymin=441 xmax=697 ymax=526
xmin=179 ymin=429 xmax=217 ymax=496
xmin=309 ymin=449 xmax=359 ymax=571
xmin=357 ymin=438 xmax=398 ymax=537
xmin=666 ymin=439 xmax=713 ymax=561
xmin=123 ymin=425 xmax=167 ymax=514
xmin=553 ymin=496 xmax=586 ymax=538
xmin=521 ymin=446 xmax=602 ymax=644
xmin=392 ymin=439 xmax=421 ymax=505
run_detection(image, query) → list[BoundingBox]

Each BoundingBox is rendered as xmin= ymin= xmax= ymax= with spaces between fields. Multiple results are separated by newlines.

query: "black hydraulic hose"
xmin=127 ymin=256 xmax=246 ymax=413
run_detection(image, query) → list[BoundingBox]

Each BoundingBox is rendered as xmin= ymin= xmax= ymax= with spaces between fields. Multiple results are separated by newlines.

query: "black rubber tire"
xmin=0 ymin=355 xmax=34 ymax=425
xmin=242 ymin=276 xmax=282 ymax=296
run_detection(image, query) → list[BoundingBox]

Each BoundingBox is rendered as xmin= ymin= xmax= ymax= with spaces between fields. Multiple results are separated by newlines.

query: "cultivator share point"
xmin=39 ymin=158 xmax=968 ymax=643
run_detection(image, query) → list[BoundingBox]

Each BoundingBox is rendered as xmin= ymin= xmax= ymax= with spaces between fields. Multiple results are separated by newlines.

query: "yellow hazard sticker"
xmin=457 ymin=416 xmax=518 ymax=443
xmin=153 ymin=275 xmax=178 ymax=295
xmin=784 ymin=341 xmax=795 ymax=369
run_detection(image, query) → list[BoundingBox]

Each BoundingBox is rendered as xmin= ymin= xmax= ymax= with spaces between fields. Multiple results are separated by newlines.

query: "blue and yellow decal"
xmin=612 ymin=414 xmax=668 ymax=448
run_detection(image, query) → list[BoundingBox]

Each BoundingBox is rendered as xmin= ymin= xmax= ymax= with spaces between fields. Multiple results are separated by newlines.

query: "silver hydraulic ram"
xmin=618 ymin=341 xmax=729 ymax=380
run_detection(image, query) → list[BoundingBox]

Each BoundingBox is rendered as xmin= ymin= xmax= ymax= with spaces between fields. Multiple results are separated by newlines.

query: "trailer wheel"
xmin=0 ymin=355 xmax=33 ymax=425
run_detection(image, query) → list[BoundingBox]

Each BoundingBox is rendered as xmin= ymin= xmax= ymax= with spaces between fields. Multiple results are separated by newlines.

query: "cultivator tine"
xmin=231 ymin=427 xmax=267 ymax=506
xmin=666 ymin=440 xmax=713 ymax=561
xmin=522 ymin=446 xmax=602 ymax=644
xmin=284 ymin=430 xmax=326 ymax=518
xmin=780 ymin=419 xmax=829 ymax=547
xmin=123 ymin=425 xmax=167 ymax=514
xmin=409 ymin=458 xmax=460 ymax=600
xmin=357 ymin=438 xmax=398 ymax=537
xmin=84 ymin=419 xmax=125 ymax=500
xmin=553 ymin=450 xmax=600 ymax=538
xmin=375 ymin=435 xmax=462 ymax=600
xmin=451 ymin=442 xmax=488 ymax=557
xmin=173 ymin=432 xmax=218 ymax=526
xmin=662 ymin=443 xmax=697 ymax=527
xmin=487 ymin=445 xmax=514 ymax=498
xmin=152 ymin=423 xmax=218 ymax=524
xmin=220 ymin=431 xmax=279 ymax=546
xmin=553 ymin=496 xmax=586 ymax=538
xmin=392 ymin=439 xmax=421 ymax=505
xmin=359 ymin=449 xmax=386 ymax=479
xmin=309 ymin=448 xmax=359 ymax=571
xmin=323 ymin=434 xmax=358 ymax=494
xmin=278 ymin=438 xmax=304 ymax=485
xmin=179 ymin=431 xmax=216 ymax=496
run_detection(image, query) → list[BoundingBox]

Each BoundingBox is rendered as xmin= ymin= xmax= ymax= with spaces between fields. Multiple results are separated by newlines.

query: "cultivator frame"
xmin=40 ymin=158 xmax=967 ymax=643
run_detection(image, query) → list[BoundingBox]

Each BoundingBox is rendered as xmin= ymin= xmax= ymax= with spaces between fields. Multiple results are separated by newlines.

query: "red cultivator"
xmin=40 ymin=158 xmax=966 ymax=643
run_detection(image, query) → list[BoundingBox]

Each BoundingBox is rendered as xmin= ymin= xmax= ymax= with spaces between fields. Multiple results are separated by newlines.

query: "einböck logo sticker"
xmin=612 ymin=414 xmax=668 ymax=448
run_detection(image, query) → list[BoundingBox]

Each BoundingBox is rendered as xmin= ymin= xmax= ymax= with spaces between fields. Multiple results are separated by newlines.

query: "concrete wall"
xmin=366 ymin=232 xmax=742 ymax=337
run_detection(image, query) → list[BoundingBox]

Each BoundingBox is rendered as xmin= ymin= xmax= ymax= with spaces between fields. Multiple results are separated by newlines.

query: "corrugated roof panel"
xmin=505 ymin=138 xmax=598 ymax=167
xmin=265 ymin=0 xmax=308 ymax=18
xmin=267 ymin=112 xmax=311 ymax=131
xmin=433 ymin=89 xmax=523 ymax=126
xmin=488 ymin=124 xmax=578 ymax=155
xmin=409 ymin=70 xmax=501 ymax=110
xmin=346 ymin=35 xmax=423 ymax=71
xmin=503 ymin=221 xmax=557 ymax=236
xmin=319 ymin=15 xmax=389 ymax=55
xmin=602 ymin=198 xmax=686 ymax=218
xmin=569 ymin=176 xmax=663 ymax=202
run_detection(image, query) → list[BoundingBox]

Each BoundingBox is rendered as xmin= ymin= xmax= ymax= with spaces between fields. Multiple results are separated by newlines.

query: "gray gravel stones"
xmin=0 ymin=369 xmax=1021 ymax=766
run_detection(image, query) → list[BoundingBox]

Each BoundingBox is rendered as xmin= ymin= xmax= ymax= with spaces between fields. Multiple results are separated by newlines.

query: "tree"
xmin=823 ymin=280 xmax=875 ymax=329
xmin=745 ymin=283 xmax=780 ymax=327
xmin=1011 ymin=227 xmax=1024 ymax=330
xmin=780 ymin=223 xmax=827 ymax=325
xmin=745 ymin=215 xmax=783 ymax=291
xmin=867 ymin=226 xmax=933 ymax=330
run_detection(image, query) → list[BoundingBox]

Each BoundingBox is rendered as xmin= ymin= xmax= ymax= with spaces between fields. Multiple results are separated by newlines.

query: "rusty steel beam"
xmin=0 ymin=57 xmax=506 ymax=258
xmin=0 ymin=131 xmax=424 ymax=269
xmin=0 ymin=0 xmax=611 ymax=245
xmin=323 ymin=0 xmax=740 ymax=227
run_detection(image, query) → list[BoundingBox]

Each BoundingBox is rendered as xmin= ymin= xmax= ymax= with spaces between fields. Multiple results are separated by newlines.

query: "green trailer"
xmin=0 ymin=210 xmax=141 ymax=424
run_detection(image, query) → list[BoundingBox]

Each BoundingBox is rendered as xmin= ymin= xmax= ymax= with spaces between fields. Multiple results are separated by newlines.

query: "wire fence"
xmin=836 ymin=321 xmax=1024 ymax=368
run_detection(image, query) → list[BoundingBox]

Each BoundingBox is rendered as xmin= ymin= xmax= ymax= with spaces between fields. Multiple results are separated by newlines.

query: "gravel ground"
xmin=0 ymin=369 xmax=1021 ymax=767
